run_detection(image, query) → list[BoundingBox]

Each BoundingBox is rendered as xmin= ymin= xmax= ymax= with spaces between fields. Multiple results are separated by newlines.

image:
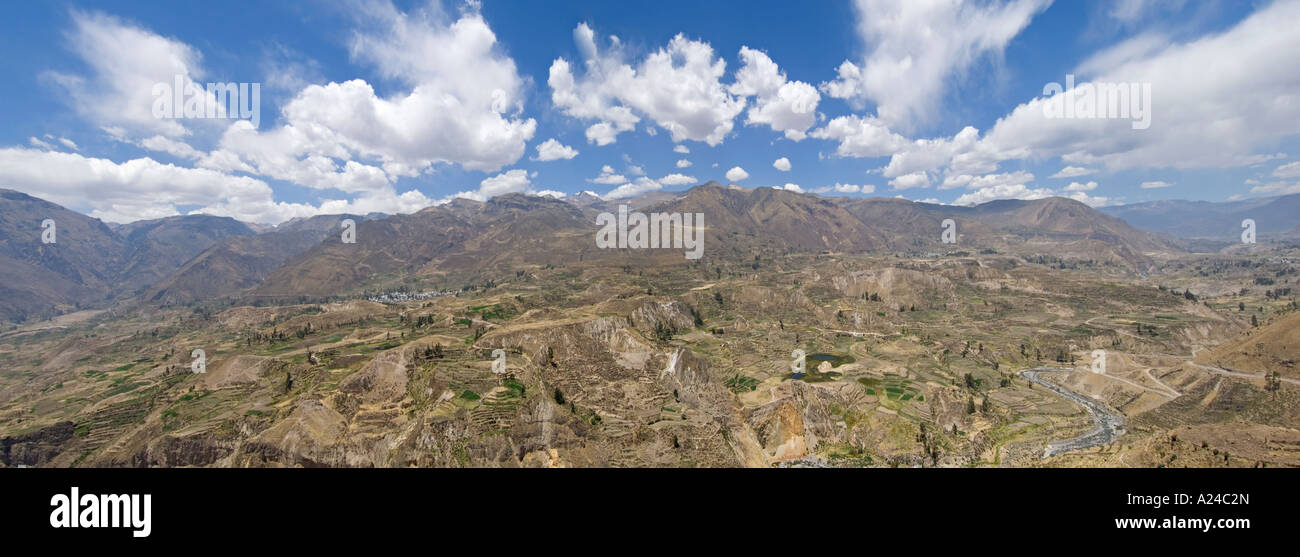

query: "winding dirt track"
xmin=1189 ymin=361 xmax=1300 ymax=386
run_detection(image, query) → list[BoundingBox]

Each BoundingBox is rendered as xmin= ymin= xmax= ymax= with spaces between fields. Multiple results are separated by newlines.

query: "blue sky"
xmin=1 ymin=0 xmax=1298 ymax=224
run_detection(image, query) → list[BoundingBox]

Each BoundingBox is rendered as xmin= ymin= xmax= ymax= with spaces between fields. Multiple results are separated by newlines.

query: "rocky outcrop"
xmin=339 ymin=345 xmax=412 ymax=403
xmin=630 ymin=300 xmax=698 ymax=337
xmin=134 ymin=431 xmax=238 ymax=467
xmin=1 ymin=421 xmax=74 ymax=467
xmin=832 ymin=267 xmax=956 ymax=310
xmin=659 ymin=348 xmax=712 ymax=408
xmin=737 ymin=382 xmax=843 ymax=464
xmin=242 ymin=400 xmax=349 ymax=467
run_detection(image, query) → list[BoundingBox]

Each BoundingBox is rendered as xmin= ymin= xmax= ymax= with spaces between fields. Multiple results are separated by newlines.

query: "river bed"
xmin=1020 ymin=367 xmax=1126 ymax=458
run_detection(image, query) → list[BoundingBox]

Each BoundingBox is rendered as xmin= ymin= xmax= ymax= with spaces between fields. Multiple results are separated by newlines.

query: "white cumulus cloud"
xmin=49 ymin=10 xmax=216 ymax=138
xmin=953 ymin=183 xmax=1053 ymax=206
xmin=821 ymin=0 xmax=1051 ymax=130
xmin=1273 ymin=161 xmax=1300 ymax=179
xmin=979 ymin=0 xmax=1300 ymax=172
xmin=810 ymin=115 xmax=907 ymax=159
xmin=589 ymin=164 xmax=628 ymax=185
xmin=889 ymin=171 xmax=931 ymax=190
xmin=1065 ymin=180 xmax=1098 ymax=191
xmin=478 ymin=169 xmax=532 ymax=197
xmin=0 ymin=147 xmax=324 ymax=224
xmin=813 ymin=183 xmax=876 ymax=194
xmin=658 ymin=173 xmax=697 ymax=186
xmin=200 ymin=3 xmax=536 ymax=202
xmin=603 ymin=176 xmax=663 ymax=199
xmin=729 ymin=47 xmax=820 ymax=140
xmin=534 ymin=138 xmax=579 ymax=161
xmin=1250 ymin=181 xmax=1300 ymax=195
xmin=1051 ymin=166 xmax=1095 ymax=179
xmin=549 ymin=23 xmax=744 ymax=146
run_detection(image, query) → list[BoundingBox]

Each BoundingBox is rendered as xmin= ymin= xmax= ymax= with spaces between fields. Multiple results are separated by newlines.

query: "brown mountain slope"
xmin=0 ymin=189 xmax=125 ymax=322
xmin=244 ymin=186 xmax=1184 ymax=302
xmin=252 ymin=185 xmax=897 ymax=300
xmin=950 ymin=197 xmax=1180 ymax=269
xmin=650 ymin=183 xmax=890 ymax=253
xmin=146 ymin=214 xmax=362 ymax=304
xmin=963 ymin=197 xmax=1175 ymax=251
xmin=115 ymin=215 xmax=254 ymax=296
xmin=249 ymin=194 xmax=594 ymax=300
xmin=0 ymin=190 xmax=267 ymax=321
xmin=1198 ymin=311 xmax=1300 ymax=380
xmin=837 ymin=196 xmax=997 ymax=251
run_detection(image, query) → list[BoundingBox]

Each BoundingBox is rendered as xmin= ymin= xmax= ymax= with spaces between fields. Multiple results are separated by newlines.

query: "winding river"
xmin=1020 ymin=367 xmax=1126 ymax=458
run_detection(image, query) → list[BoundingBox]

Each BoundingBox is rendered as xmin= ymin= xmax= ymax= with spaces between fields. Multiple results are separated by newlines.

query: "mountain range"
xmin=1099 ymin=193 xmax=1300 ymax=241
xmin=0 ymin=182 xmax=1233 ymax=324
xmin=0 ymin=189 xmax=252 ymax=322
